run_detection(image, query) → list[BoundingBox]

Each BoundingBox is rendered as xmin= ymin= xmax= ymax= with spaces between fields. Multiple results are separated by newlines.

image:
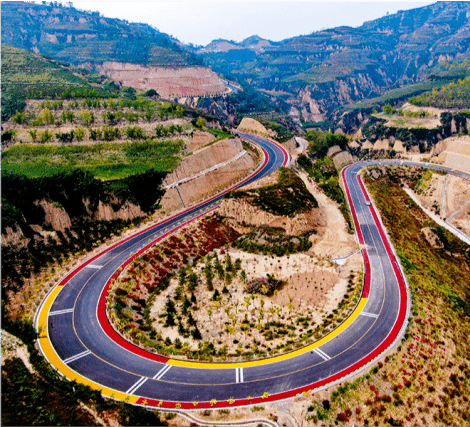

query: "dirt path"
xmin=296 ymin=170 xmax=357 ymax=259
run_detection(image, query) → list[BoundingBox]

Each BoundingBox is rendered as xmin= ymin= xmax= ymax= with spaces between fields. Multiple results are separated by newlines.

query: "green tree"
xmin=195 ymin=116 xmax=206 ymax=128
xmin=383 ymin=104 xmax=396 ymax=114
xmin=155 ymin=124 xmax=164 ymax=138
xmin=42 ymin=109 xmax=55 ymax=125
xmin=126 ymin=126 xmax=144 ymax=140
xmin=28 ymin=129 xmax=37 ymax=142
xmin=55 ymin=130 xmax=74 ymax=143
xmin=80 ymin=110 xmax=95 ymax=126
xmin=39 ymin=129 xmax=53 ymax=143
xmin=188 ymin=311 xmax=196 ymax=326
xmin=74 ymin=127 xmax=86 ymax=142
xmin=142 ymin=107 xmax=154 ymax=122
xmin=187 ymin=272 xmax=198 ymax=292
xmin=165 ymin=312 xmax=175 ymax=327
xmin=12 ymin=111 xmax=26 ymax=124
xmin=175 ymin=105 xmax=184 ymax=118
xmin=178 ymin=268 xmax=187 ymax=288
xmin=126 ymin=111 xmax=139 ymax=123
xmin=192 ymin=326 xmax=202 ymax=340
xmin=61 ymin=111 xmax=74 ymax=123
xmin=165 ymin=298 xmax=176 ymax=313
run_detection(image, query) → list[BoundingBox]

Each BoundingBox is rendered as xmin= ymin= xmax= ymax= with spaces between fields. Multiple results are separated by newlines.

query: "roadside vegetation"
xmin=302 ymin=167 xmax=469 ymax=426
xmin=232 ymin=226 xmax=315 ymax=257
xmin=107 ymin=166 xmax=362 ymax=361
xmin=2 ymin=140 xmax=183 ymax=180
xmin=296 ymin=130 xmax=351 ymax=228
xmin=1 ymin=322 xmax=166 ymax=426
xmin=227 ymin=167 xmax=318 ymax=217
xmin=109 ymin=213 xmax=363 ymax=361
xmin=1 ymin=169 xmax=168 ymax=318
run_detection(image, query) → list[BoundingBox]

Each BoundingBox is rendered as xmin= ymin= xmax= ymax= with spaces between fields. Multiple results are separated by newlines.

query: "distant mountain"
xmin=1 ymin=1 xmax=202 ymax=68
xmin=197 ymin=2 xmax=470 ymax=123
xmin=198 ymin=36 xmax=277 ymax=54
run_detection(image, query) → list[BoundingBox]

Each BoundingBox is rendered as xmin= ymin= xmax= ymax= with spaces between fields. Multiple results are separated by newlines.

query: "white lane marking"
xmin=49 ymin=308 xmax=74 ymax=316
xmin=63 ymin=350 xmax=90 ymax=364
xmin=235 ymin=367 xmax=244 ymax=383
xmin=312 ymin=348 xmax=331 ymax=361
xmin=361 ymin=312 xmax=378 ymax=318
xmin=86 ymin=264 xmax=103 ymax=269
xmin=153 ymin=364 xmax=172 ymax=380
xmin=126 ymin=377 xmax=148 ymax=395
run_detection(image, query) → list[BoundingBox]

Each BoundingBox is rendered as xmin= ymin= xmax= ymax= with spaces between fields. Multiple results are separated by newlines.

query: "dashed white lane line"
xmin=236 ymin=367 xmax=244 ymax=383
xmin=63 ymin=350 xmax=90 ymax=364
xmin=126 ymin=377 xmax=148 ymax=395
xmin=49 ymin=308 xmax=74 ymax=316
xmin=85 ymin=264 xmax=103 ymax=269
xmin=312 ymin=348 xmax=331 ymax=361
xmin=360 ymin=312 xmax=378 ymax=318
xmin=153 ymin=364 xmax=172 ymax=380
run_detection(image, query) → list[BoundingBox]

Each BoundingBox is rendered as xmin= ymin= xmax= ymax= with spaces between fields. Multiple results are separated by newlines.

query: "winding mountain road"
xmin=35 ymin=137 xmax=469 ymax=412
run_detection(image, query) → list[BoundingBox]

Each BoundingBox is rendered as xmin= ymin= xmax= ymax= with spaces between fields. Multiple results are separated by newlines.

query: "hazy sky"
xmin=61 ymin=1 xmax=434 ymax=46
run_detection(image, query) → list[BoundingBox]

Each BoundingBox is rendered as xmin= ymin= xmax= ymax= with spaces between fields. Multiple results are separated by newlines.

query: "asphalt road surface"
xmin=36 ymin=142 xmax=469 ymax=411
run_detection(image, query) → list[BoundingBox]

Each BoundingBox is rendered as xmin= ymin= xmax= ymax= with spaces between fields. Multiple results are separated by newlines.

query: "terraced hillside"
xmin=1 ymin=46 xmax=119 ymax=120
xmin=1 ymin=1 xmax=201 ymax=68
xmin=198 ymin=2 xmax=470 ymax=123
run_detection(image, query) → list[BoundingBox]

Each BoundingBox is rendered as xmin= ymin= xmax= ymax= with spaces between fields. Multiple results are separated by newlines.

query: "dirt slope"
xmin=93 ymin=62 xmax=227 ymax=97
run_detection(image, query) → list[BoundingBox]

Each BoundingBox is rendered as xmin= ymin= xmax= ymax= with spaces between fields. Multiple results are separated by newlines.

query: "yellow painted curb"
xmin=38 ymin=285 xmax=139 ymax=403
xmin=168 ymin=298 xmax=368 ymax=369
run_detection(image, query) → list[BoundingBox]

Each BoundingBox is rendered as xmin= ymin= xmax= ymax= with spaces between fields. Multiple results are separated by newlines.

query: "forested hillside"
xmin=410 ymin=73 xmax=470 ymax=109
xmin=1 ymin=1 xmax=202 ymax=68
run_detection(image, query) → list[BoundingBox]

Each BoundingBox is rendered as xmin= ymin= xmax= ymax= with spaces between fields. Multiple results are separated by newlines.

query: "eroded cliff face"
xmin=89 ymin=62 xmax=227 ymax=98
xmin=1 ymin=198 xmax=147 ymax=247
xmin=290 ymin=72 xmax=391 ymax=123
xmin=159 ymin=137 xmax=256 ymax=212
xmin=219 ymin=198 xmax=322 ymax=236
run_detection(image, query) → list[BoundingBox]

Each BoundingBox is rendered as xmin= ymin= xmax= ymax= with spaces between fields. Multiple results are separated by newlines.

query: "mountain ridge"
xmin=196 ymin=2 xmax=470 ymax=123
xmin=1 ymin=1 xmax=203 ymax=68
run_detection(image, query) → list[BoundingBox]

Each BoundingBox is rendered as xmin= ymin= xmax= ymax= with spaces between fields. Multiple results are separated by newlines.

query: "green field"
xmin=2 ymin=140 xmax=184 ymax=180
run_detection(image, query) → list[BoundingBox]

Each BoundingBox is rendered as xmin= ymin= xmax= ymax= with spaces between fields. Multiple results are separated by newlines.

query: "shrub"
xmin=126 ymin=126 xmax=144 ymax=140
xmin=74 ymin=127 xmax=86 ymax=142
xmin=102 ymin=126 xmax=120 ymax=141
xmin=56 ymin=130 xmax=74 ymax=143
xmin=12 ymin=111 xmax=26 ymax=124
xmin=245 ymin=274 xmax=284 ymax=296
xmin=39 ymin=129 xmax=53 ymax=143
